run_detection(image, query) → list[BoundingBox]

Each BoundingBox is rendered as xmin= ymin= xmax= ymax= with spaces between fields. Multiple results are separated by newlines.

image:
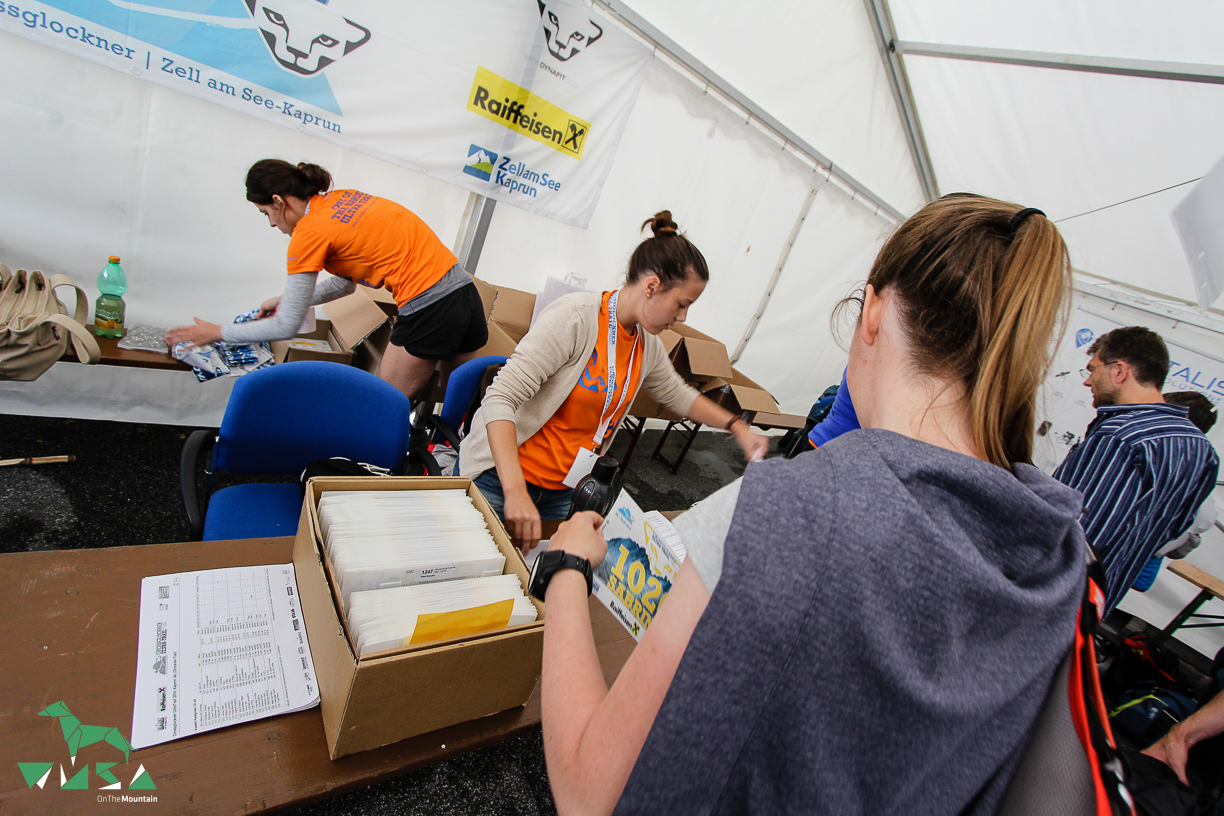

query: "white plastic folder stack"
xmin=348 ymin=575 xmax=538 ymax=656
xmin=318 ymin=489 xmax=535 ymax=655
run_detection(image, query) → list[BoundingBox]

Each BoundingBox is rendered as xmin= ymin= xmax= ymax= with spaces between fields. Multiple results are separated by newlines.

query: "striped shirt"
xmin=1053 ymin=403 xmax=1218 ymax=613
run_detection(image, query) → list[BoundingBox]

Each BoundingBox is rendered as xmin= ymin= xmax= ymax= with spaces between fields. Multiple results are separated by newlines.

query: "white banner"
xmin=0 ymin=0 xmax=651 ymax=228
xmin=1035 ymin=307 xmax=1224 ymax=471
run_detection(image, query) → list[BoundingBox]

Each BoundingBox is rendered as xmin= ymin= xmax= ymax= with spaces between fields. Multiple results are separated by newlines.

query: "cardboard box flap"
xmin=679 ymin=337 xmax=733 ymax=379
xmin=478 ymin=322 xmax=520 ymax=358
xmin=472 ymin=276 xmax=498 ymax=322
xmin=364 ymin=286 xmax=398 ymax=318
xmin=657 ymin=329 xmax=683 ymax=354
xmin=324 ymin=289 xmax=390 ymax=351
xmin=489 ymin=286 xmax=536 ymax=342
xmin=730 ymin=384 xmax=779 ymax=413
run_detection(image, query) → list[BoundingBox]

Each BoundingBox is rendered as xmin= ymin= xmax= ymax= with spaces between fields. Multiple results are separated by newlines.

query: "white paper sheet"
xmin=130 ymin=564 xmax=319 ymax=749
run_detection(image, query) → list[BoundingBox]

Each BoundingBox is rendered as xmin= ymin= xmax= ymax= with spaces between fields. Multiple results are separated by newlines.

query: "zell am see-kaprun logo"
xmin=17 ymin=702 xmax=156 ymax=794
xmin=463 ymin=144 xmax=566 ymax=199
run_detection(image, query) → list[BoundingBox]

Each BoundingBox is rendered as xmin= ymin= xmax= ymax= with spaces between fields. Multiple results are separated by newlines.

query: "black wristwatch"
xmin=528 ymin=549 xmax=593 ymax=601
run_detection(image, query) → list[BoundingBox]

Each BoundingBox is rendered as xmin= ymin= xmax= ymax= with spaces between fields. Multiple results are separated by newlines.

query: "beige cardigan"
xmin=458 ymin=292 xmax=700 ymax=480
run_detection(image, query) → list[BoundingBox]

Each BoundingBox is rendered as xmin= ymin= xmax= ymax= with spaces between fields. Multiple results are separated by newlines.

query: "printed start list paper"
xmin=131 ymin=564 xmax=319 ymax=749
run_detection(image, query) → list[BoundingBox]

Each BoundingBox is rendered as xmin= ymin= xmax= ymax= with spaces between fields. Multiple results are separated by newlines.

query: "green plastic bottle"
xmin=95 ymin=255 xmax=127 ymax=338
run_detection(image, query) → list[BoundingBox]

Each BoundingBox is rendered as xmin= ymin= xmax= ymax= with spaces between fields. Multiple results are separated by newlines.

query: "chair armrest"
xmin=408 ymin=444 xmax=442 ymax=477
xmin=180 ymin=429 xmax=216 ymax=540
xmin=424 ymin=414 xmax=464 ymax=452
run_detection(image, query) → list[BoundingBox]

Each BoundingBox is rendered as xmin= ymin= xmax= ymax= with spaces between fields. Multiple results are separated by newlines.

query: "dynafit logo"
xmin=244 ymin=0 xmax=371 ymax=77
xmin=16 ymin=701 xmax=156 ymax=794
xmin=538 ymin=0 xmax=603 ymax=62
xmin=1076 ymin=328 xmax=1094 ymax=348
xmin=463 ymin=145 xmax=499 ymax=182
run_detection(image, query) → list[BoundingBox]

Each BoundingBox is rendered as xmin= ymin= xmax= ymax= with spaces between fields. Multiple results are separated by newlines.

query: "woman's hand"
xmin=257 ymin=295 xmax=282 ymax=318
xmin=550 ymin=511 xmax=608 ymax=567
xmin=504 ymin=486 xmax=542 ymax=552
xmin=733 ymin=421 xmax=769 ymax=462
xmin=165 ymin=319 xmax=223 ymax=348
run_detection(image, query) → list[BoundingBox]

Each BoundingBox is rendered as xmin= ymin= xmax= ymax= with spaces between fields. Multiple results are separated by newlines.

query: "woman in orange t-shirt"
xmin=166 ymin=160 xmax=487 ymax=399
xmin=459 ymin=212 xmax=769 ymax=546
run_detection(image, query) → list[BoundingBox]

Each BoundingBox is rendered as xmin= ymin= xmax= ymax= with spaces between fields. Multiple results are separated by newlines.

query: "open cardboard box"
xmin=269 ymin=288 xmax=391 ymax=368
xmin=660 ymin=323 xmax=734 ymax=384
xmin=293 ymin=476 xmax=544 ymax=760
xmin=700 ymin=367 xmax=781 ymax=419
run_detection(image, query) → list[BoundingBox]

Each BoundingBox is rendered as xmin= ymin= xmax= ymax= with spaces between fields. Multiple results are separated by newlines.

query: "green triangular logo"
xmin=129 ymin=764 xmax=157 ymax=790
xmin=18 ymin=762 xmax=53 ymax=788
xmin=62 ymin=764 xmax=90 ymax=789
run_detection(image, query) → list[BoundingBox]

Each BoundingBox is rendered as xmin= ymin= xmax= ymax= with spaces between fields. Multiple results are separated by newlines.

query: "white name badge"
xmin=562 ymin=447 xmax=600 ymax=489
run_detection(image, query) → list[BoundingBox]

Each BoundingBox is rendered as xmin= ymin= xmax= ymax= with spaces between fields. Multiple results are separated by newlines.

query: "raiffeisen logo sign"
xmin=467 ymin=66 xmax=590 ymax=159
xmin=16 ymin=701 xmax=157 ymax=799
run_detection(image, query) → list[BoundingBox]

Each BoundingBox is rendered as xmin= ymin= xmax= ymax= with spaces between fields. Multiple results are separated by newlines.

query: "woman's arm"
xmin=165 ymin=272 xmax=320 ymax=347
xmin=487 ymin=418 xmax=542 ymax=546
xmin=542 ymin=512 xmax=711 ymax=816
xmin=684 ymin=394 xmax=769 ymax=462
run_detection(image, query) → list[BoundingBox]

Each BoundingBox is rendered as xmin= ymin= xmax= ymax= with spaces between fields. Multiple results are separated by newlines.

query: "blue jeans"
xmin=473 ymin=468 xmax=574 ymax=524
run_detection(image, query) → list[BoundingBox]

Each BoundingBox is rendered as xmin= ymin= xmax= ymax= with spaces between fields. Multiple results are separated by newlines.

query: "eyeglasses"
xmin=1080 ymin=360 xmax=1118 ymax=379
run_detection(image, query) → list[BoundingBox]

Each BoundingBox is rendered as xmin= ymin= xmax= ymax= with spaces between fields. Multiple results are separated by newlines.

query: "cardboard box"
xmin=700 ymin=367 xmax=781 ymax=418
xmin=470 ymin=276 xmax=537 ymax=359
xmin=293 ymin=476 xmax=544 ymax=759
xmin=269 ymin=288 xmax=391 ymax=367
xmin=662 ymin=323 xmax=734 ymax=384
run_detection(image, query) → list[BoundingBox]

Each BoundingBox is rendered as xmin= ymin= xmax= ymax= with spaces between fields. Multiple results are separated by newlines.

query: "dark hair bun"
xmin=643 ymin=210 xmax=679 ymax=238
xmin=296 ymin=162 xmax=333 ymax=194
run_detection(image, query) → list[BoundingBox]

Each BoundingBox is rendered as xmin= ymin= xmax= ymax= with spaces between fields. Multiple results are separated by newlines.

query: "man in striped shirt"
xmin=1053 ymin=326 xmax=1219 ymax=614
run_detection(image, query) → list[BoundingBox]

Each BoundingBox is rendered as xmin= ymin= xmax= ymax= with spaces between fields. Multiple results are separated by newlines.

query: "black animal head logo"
xmin=538 ymin=0 xmax=603 ymax=62
xmin=244 ymin=0 xmax=371 ymax=76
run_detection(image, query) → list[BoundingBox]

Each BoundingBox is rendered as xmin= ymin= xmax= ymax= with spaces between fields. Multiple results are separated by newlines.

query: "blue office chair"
xmin=180 ymin=361 xmax=413 ymax=541
xmin=424 ymin=355 xmax=508 ymax=452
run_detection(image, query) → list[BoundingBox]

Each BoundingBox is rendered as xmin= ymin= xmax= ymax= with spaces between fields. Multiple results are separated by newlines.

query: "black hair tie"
xmin=1008 ymin=207 xmax=1045 ymax=235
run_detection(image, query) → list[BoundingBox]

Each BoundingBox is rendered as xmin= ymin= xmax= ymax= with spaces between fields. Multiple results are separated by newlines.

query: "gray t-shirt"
xmin=618 ymin=430 xmax=1087 ymax=816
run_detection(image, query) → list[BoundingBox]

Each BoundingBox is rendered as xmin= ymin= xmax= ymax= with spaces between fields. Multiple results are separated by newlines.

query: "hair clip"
xmin=1008 ymin=207 xmax=1045 ymax=234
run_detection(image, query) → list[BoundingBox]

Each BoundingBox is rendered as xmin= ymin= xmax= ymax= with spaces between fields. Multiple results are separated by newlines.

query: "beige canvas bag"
xmin=0 ymin=263 xmax=101 ymax=381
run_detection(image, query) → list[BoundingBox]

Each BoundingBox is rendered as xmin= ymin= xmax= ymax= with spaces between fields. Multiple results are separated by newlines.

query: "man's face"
xmin=1083 ymin=351 xmax=1120 ymax=408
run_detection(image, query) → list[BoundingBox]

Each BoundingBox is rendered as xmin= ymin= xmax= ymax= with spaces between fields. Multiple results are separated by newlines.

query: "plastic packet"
xmin=117 ymin=324 xmax=170 ymax=354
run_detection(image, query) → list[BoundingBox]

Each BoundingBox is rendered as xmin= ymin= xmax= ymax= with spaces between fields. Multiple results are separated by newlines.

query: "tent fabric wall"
xmin=0 ymin=2 xmax=911 ymax=423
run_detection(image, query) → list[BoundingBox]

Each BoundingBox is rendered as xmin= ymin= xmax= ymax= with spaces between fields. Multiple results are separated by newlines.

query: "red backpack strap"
xmin=1071 ymin=565 xmax=1136 ymax=816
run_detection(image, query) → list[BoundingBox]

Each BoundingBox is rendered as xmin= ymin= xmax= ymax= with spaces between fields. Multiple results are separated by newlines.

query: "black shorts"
xmin=389 ymin=281 xmax=488 ymax=361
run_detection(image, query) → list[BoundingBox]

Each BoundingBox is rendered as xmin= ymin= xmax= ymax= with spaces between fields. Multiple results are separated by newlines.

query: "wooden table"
xmin=0 ymin=532 xmax=635 ymax=814
xmin=1154 ymin=561 xmax=1224 ymax=644
xmin=63 ymin=326 xmax=188 ymax=371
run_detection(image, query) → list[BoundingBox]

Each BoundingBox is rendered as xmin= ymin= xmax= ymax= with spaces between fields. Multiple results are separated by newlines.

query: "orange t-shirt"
xmin=518 ymin=292 xmax=643 ymax=490
xmin=285 ymin=191 xmax=457 ymax=304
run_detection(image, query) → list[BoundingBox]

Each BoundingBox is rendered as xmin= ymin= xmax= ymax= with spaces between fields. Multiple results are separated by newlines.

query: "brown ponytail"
xmin=245 ymin=159 xmax=332 ymax=205
xmin=853 ymin=193 xmax=1071 ymax=468
xmin=627 ymin=210 xmax=709 ymax=288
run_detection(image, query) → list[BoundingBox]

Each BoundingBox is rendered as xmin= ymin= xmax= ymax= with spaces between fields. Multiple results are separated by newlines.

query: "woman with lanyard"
xmin=166 ymin=159 xmax=488 ymax=400
xmin=458 ymin=212 xmax=769 ymax=547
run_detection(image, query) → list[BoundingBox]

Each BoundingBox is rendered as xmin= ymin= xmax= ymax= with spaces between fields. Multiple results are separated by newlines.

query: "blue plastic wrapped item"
xmin=172 ymin=310 xmax=275 ymax=382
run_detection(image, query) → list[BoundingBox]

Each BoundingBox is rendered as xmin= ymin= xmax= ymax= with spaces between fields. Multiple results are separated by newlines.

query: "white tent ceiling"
xmin=3 ymin=0 xmax=1224 ymax=419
